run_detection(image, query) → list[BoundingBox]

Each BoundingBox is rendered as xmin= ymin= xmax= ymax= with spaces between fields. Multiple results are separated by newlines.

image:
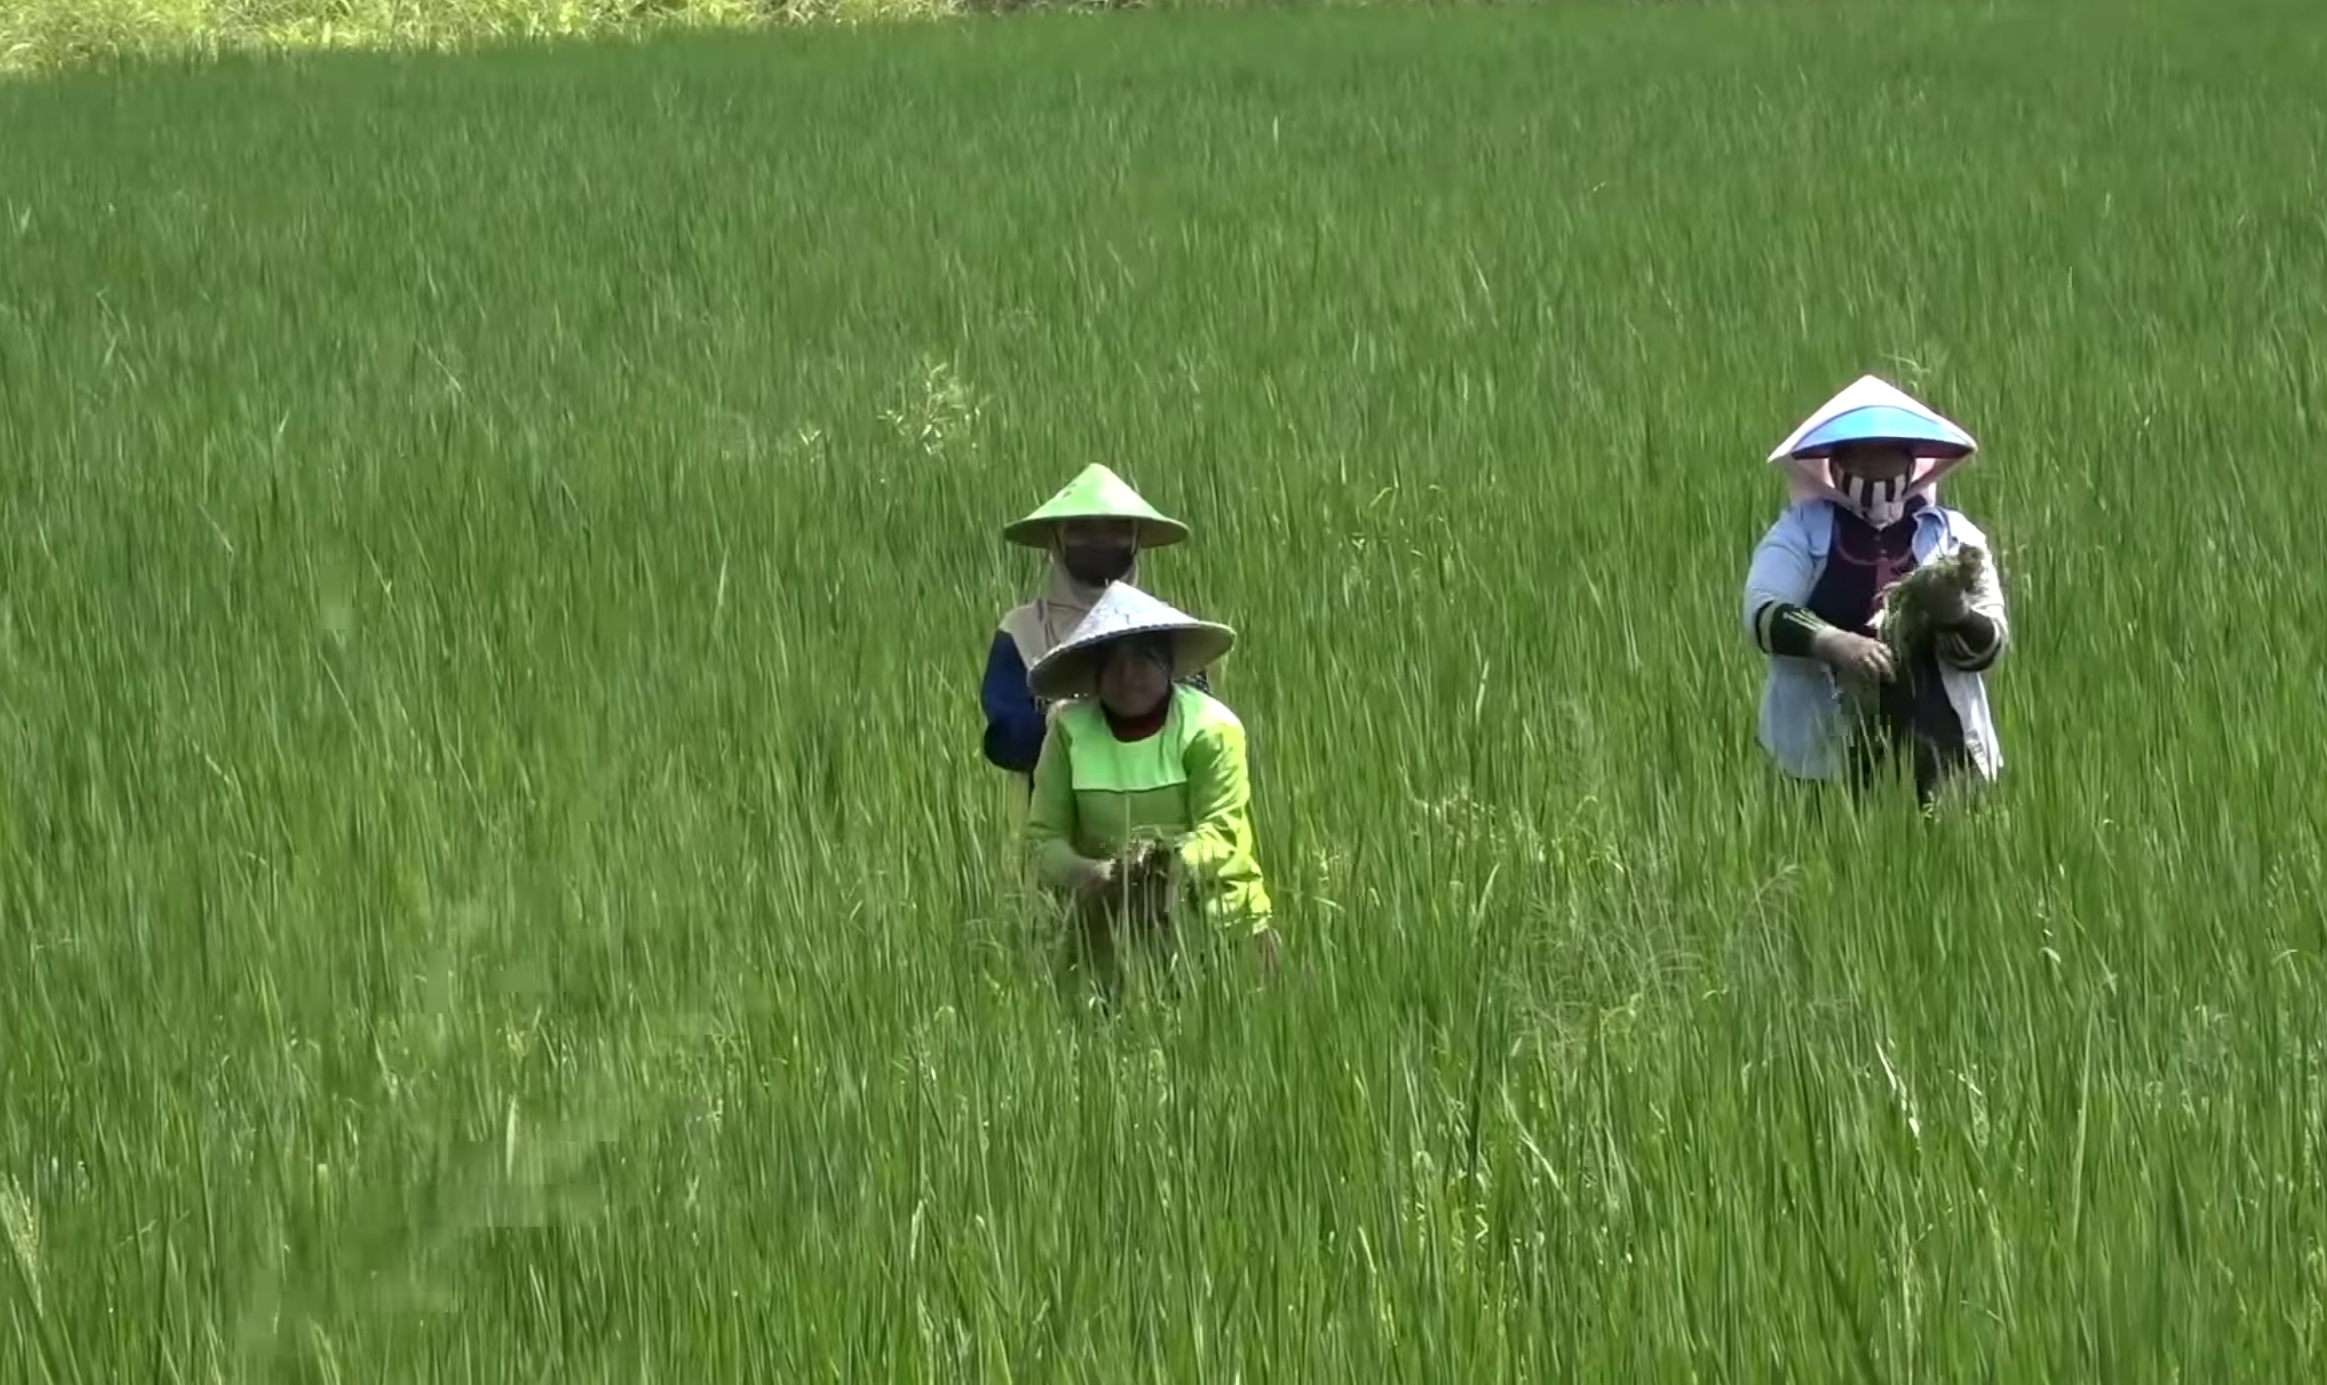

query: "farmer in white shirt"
xmin=1741 ymin=376 xmax=2012 ymax=806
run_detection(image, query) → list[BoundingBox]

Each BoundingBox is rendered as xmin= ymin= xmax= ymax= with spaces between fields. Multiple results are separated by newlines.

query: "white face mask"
xmin=1834 ymin=470 xmax=1912 ymax=528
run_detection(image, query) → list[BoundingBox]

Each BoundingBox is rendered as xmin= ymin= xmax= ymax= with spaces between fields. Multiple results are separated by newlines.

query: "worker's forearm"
xmin=1752 ymin=601 xmax=1828 ymax=659
xmin=1033 ymin=837 xmax=1098 ymax=890
xmin=1935 ymin=611 xmax=2005 ymax=671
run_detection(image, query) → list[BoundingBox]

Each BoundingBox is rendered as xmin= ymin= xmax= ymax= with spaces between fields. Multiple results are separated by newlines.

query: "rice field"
xmin=4 ymin=0 xmax=2326 ymax=1377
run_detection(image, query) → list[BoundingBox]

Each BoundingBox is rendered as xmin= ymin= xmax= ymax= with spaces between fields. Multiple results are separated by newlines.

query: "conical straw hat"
xmin=1767 ymin=375 xmax=1978 ymax=463
xmin=1002 ymin=463 xmax=1190 ymax=550
xmin=1025 ymin=581 xmax=1235 ymax=702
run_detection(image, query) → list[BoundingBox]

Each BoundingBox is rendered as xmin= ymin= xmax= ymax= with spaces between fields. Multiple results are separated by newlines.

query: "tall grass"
xmin=3 ymin=0 xmax=2326 ymax=1377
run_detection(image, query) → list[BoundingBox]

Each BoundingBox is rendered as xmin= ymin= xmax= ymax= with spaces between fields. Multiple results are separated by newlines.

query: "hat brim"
xmin=1026 ymin=621 xmax=1234 ymax=702
xmin=1786 ymin=404 xmax=1976 ymax=461
xmin=1002 ymin=514 xmax=1190 ymax=550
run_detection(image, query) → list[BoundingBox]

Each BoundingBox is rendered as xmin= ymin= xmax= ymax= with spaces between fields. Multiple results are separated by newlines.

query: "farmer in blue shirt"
xmin=981 ymin=464 xmax=1205 ymax=786
xmin=1741 ymin=375 xmax=2013 ymax=807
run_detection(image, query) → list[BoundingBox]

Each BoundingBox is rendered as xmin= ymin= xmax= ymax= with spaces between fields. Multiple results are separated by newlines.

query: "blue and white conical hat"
xmin=1025 ymin=581 xmax=1236 ymax=702
xmin=1768 ymin=375 xmax=1978 ymax=464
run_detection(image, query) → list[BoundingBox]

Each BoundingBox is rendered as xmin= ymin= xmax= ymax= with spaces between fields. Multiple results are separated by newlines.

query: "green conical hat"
xmin=1002 ymin=464 xmax=1189 ymax=550
xmin=1025 ymin=582 xmax=1235 ymax=702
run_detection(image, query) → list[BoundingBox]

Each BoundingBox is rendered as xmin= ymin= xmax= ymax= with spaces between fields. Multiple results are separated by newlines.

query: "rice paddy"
xmin=3 ymin=0 xmax=2325 ymax=1377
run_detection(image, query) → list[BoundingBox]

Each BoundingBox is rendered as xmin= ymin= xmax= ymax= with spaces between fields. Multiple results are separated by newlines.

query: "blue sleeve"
xmin=980 ymin=632 xmax=1047 ymax=774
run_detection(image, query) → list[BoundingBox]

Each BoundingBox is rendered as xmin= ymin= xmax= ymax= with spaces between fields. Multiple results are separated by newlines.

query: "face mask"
xmin=1834 ymin=471 xmax=1912 ymax=528
xmin=1060 ymin=544 xmax=1135 ymax=586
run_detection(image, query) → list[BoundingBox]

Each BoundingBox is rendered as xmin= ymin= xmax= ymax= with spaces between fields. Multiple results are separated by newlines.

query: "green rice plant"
xmin=2 ymin=0 xmax=2325 ymax=1379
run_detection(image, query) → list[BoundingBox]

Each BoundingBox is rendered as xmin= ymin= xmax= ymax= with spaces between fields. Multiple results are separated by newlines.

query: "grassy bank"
xmin=0 ymin=0 xmax=948 ymax=76
xmin=4 ymin=0 xmax=2326 ymax=1377
xmin=5 ymin=0 xmax=1357 ymax=78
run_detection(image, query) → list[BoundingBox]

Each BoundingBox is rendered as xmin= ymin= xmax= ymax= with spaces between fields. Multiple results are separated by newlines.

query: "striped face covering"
xmin=1834 ymin=470 xmax=1912 ymax=529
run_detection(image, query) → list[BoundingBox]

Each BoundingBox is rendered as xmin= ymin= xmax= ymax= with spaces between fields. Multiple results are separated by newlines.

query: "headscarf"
xmin=998 ymin=550 xmax=1142 ymax=677
xmin=1782 ymin=453 xmax=1970 ymax=525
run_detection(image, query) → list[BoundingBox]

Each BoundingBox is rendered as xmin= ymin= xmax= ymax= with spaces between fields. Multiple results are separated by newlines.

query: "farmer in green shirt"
xmin=980 ymin=464 xmax=1204 ymax=788
xmin=1022 ymin=581 xmax=1278 ymax=1000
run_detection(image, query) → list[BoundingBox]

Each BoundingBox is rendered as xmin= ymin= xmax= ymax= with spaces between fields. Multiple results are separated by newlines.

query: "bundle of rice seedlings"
xmin=1109 ymin=837 xmax=1182 ymax=936
xmin=1878 ymin=543 xmax=1989 ymax=663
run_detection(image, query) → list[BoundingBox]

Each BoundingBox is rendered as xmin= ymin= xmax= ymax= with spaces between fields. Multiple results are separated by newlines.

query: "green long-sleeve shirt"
xmin=1025 ymin=685 xmax=1273 ymax=933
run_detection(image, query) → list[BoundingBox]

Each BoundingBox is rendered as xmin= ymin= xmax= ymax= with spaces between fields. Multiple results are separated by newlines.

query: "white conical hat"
xmin=1025 ymin=581 xmax=1235 ymax=702
xmin=1767 ymin=374 xmax=1978 ymax=463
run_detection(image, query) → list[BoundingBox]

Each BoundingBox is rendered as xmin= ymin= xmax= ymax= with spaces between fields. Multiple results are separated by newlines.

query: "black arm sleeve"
xmin=1751 ymin=601 xmax=1827 ymax=660
xmin=1935 ymin=612 xmax=2004 ymax=672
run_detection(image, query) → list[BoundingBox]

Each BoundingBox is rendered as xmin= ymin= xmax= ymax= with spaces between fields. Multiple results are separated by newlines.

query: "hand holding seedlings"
xmin=1813 ymin=626 xmax=1896 ymax=685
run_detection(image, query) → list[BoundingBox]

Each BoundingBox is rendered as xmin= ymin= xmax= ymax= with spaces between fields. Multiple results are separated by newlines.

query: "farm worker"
xmin=1021 ymin=581 xmax=1279 ymax=994
xmin=1741 ymin=374 xmax=2012 ymax=806
xmin=981 ymin=463 xmax=1202 ymax=785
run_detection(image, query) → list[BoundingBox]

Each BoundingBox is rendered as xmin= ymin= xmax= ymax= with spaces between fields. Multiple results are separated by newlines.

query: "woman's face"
xmin=1097 ymin=639 xmax=1173 ymax=719
xmin=1054 ymin=518 xmax=1139 ymax=587
xmin=1829 ymin=441 xmax=1917 ymax=485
